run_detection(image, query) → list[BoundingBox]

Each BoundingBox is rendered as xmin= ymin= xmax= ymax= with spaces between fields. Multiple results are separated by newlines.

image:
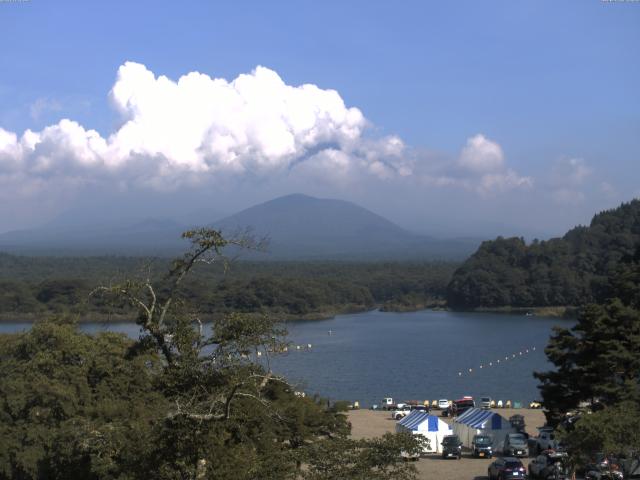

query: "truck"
xmin=381 ymin=397 xmax=410 ymax=411
xmin=381 ymin=397 xmax=395 ymax=410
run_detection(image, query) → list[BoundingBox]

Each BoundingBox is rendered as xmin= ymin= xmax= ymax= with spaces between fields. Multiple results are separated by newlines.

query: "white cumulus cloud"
xmin=418 ymin=133 xmax=532 ymax=195
xmin=0 ymin=63 xmax=539 ymax=232
xmin=458 ymin=134 xmax=505 ymax=173
xmin=0 ymin=62 xmax=408 ymax=192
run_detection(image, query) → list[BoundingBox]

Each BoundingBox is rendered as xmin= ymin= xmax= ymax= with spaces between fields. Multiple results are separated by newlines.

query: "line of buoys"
xmin=456 ymin=346 xmax=540 ymax=377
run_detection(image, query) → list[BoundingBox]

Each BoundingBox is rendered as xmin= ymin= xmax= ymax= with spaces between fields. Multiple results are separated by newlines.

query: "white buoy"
xmin=307 ymin=343 xmax=312 ymax=349
xmin=497 ymin=360 xmax=500 ymax=363
xmin=468 ymin=368 xmax=473 ymax=373
xmin=458 ymin=372 xmax=462 ymax=376
xmin=480 ymin=365 xmax=483 ymax=369
xmin=489 ymin=362 xmax=493 ymax=366
xmin=533 ymin=347 xmax=536 ymax=350
xmin=296 ymin=345 xmax=301 ymax=350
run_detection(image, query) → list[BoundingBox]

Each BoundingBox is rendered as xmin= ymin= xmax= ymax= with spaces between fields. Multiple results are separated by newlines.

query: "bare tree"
xmin=91 ymin=228 xmax=287 ymax=424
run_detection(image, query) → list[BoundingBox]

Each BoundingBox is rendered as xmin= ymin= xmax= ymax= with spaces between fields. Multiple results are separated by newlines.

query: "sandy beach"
xmin=348 ymin=408 xmax=547 ymax=480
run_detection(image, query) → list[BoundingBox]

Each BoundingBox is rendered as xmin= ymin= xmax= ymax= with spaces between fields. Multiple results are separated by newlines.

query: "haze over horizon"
xmin=1 ymin=1 xmax=638 ymax=240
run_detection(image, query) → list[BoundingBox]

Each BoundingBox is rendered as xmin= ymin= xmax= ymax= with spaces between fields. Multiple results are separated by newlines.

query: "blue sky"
xmin=0 ymin=0 xmax=638 ymax=236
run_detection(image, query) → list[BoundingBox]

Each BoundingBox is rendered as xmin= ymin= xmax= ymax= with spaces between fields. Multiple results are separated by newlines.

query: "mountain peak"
xmin=0 ymin=194 xmax=479 ymax=259
xmin=212 ymin=195 xmax=476 ymax=259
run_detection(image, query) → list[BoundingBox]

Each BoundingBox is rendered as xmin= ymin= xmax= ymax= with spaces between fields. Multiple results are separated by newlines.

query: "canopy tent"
xmin=453 ymin=408 xmax=515 ymax=450
xmin=395 ymin=411 xmax=453 ymax=453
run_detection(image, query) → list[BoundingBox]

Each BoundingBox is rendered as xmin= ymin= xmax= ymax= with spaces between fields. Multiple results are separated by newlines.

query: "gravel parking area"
xmin=348 ymin=408 xmax=547 ymax=480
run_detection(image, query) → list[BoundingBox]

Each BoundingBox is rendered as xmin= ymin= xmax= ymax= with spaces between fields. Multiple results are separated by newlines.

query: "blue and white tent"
xmin=395 ymin=411 xmax=453 ymax=453
xmin=453 ymin=408 xmax=514 ymax=449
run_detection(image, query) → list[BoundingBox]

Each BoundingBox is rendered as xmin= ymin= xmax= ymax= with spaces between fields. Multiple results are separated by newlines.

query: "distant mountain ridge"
xmin=0 ymin=194 xmax=479 ymax=259
xmin=0 ymin=217 xmax=191 ymax=256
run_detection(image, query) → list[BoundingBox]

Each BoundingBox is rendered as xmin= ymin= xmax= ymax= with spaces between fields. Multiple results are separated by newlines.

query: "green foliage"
xmin=0 ymin=257 xmax=457 ymax=319
xmin=447 ymin=200 xmax=640 ymax=308
xmin=534 ymin=229 xmax=640 ymax=469
xmin=0 ymin=318 xmax=165 ymax=480
xmin=0 ymin=229 xmax=419 ymax=480
xmin=560 ymin=402 xmax=640 ymax=465
xmin=535 ymin=299 xmax=640 ymax=425
xmin=535 ymin=245 xmax=640 ymax=425
xmin=302 ymin=433 xmax=421 ymax=480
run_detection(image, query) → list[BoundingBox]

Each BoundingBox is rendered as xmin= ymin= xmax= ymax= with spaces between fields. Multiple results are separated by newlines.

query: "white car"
xmin=437 ymin=399 xmax=450 ymax=410
xmin=391 ymin=405 xmax=412 ymax=420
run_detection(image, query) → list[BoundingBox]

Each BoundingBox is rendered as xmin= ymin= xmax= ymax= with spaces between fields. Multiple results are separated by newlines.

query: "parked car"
xmin=510 ymin=414 xmax=526 ymax=433
xmin=471 ymin=434 xmax=493 ymax=458
xmin=441 ymin=434 xmax=463 ymax=459
xmin=534 ymin=428 xmax=558 ymax=454
xmin=528 ymin=451 xmax=570 ymax=479
xmin=449 ymin=397 xmax=475 ymax=416
xmin=480 ymin=396 xmax=492 ymax=409
xmin=437 ymin=399 xmax=450 ymax=410
xmin=488 ymin=457 xmax=527 ymax=479
xmin=504 ymin=433 xmax=530 ymax=457
xmin=391 ymin=405 xmax=412 ymax=420
xmin=410 ymin=404 xmax=429 ymax=412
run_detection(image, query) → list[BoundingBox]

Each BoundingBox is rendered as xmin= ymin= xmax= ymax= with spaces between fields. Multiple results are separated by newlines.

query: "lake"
xmin=0 ymin=309 xmax=571 ymax=408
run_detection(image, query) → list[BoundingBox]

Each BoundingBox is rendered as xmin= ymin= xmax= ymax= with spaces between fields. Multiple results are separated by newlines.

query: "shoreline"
xmin=0 ymin=303 xmax=576 ymax=324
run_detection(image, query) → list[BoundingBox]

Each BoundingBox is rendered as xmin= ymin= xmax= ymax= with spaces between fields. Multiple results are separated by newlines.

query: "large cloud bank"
xmin=0 ymin=61 xmax=536 ymax=209
xmin=0 ymin=62 xmax=411 ymax=190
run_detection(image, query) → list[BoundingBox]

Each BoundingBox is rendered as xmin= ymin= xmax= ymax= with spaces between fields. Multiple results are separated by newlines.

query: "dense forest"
xmin=447 ymin=200 xmax=640 ymax=308
xmin=0 ymin=255 xmax=456 ymax=320
xmin=533 ymin=243 xmax=640 ymax=468
xmin=0 ymin=229 xmax=423 ymax=479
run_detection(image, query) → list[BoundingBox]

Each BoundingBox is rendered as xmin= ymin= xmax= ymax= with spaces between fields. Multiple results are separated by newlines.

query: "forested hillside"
xmin=447 ymin=200 xmax=640 ymax=308
xmin=0 ymin=256 xmax=455 ymax=320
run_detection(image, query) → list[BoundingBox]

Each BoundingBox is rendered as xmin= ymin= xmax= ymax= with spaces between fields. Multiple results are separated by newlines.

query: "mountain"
xmin=214 ymin=194 xmax=478 ymax=260
xmin=0 ymin=194 xmax=479 ymax=259
xmin=447 ymin=199 xmax=640 ymax=308
xmin=0 ymin=218 xmax=191 ymax=256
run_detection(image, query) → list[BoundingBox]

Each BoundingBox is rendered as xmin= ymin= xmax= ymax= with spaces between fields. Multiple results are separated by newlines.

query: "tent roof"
xmin=454 ymin=408 xmax=508 ymax=429
xmin=397 ymin=411 xmax=450 ymax=431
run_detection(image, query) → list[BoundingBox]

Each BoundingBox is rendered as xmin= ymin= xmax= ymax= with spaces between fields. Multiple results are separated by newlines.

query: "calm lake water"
xmin=0 ymin=309 xmax=572 ymax=408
